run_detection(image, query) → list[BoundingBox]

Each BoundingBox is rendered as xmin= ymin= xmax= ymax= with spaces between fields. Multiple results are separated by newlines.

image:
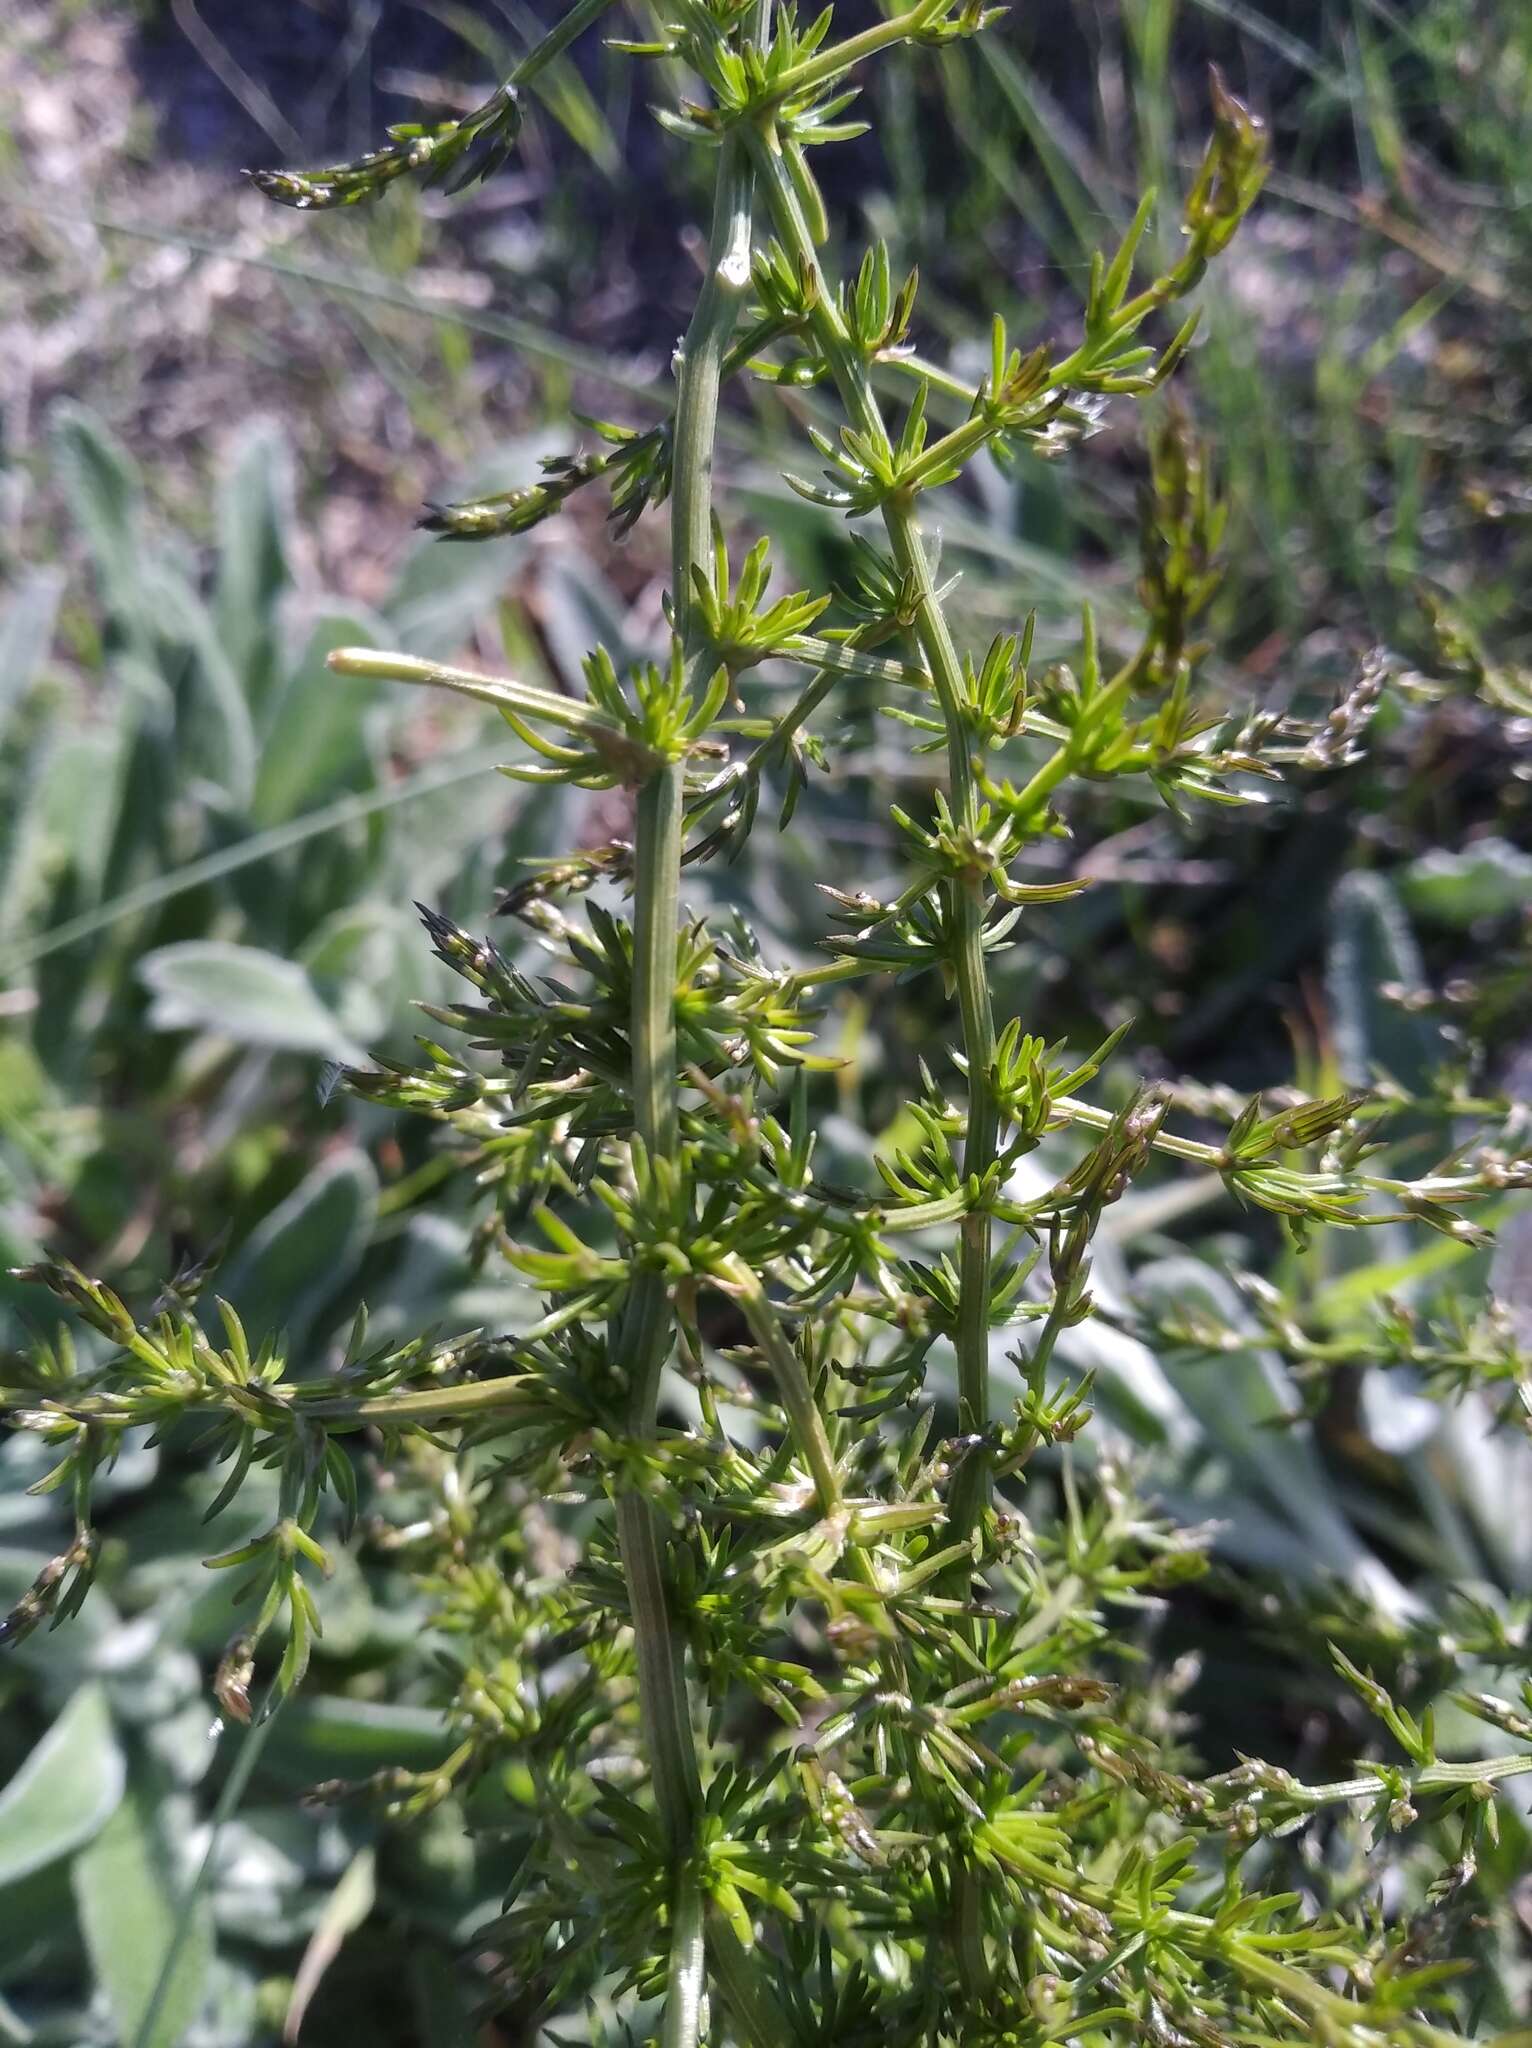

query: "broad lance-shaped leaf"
xmin=252 ymin=610 xmax=388 ymax=826
xmin=139 ymin=940 xmax=370 ymax=1064
xmin=1136 ymin=1256 xmax=1416 ymax=1619
xmin=1400 ymin=837 xmax=1532 ymax=930
xmin=0 ymin=564 xmax=64 ymax=740
xmin=1326 ymin=870 xmax=1446 ymax=1094
xmin=220 ymin=1149 xmax=379 ymax=1350
xmin=50 ymin=405 xmax=144 ymax=632
xmin=0 ymin=1683 xmax=124 ymax=1887
xmin=213 ymin=417 xmax=294 ymax=712
xmin=73 ymin=1771 xmax=214 ymax=2048
xmin=137 ymin=559 xmax=258 ymax=809
xmin=282 ymin=1844 xmax=377 ymax=2042
xmin=259 ymin=1696 xmax=454 ymax=1783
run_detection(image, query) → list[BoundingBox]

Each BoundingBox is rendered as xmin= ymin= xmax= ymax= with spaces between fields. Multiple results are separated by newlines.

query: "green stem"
xmin=724 ymin=1262 xmax=842 ymax=1515
xmin=305 ymin=1378 xmax=540 ymax=1424
xmin=630 ymin=767 xmax=687 ymax=1167
xmin=1053 ymin=1093 xmax=1223 ymax=1165
xmin=876 ymin=348 xmax=981 ymax=409
xmin=739 ymin=663 xmax=839 ymax=782
xmin=1288 ymin=1751 xmax=1532 ymax=1804
xmin=748 ymin=114 xmax=1000 ymax=2000
xmin=773 ymin=0 xmax=945 ymax=100
xmin=662 ymin=1877 xmax=706 ymax=2048
xmin=901 ymin=413 xmax=999 ymax=492
xmin=748 ymin=127 xmax=1001 ymax=1554
xmin=611 ymin=120 xmax=758 ymax=2048
xmin=614 ymin=1488 xmax=701 ymax=1838
xmin=720 ymin=1263 xmax=893 ymax=1633
xmin=672 ymin=140 xmax=756 ymax=648
xmin=510 ymin=0 xmax=617 ymax=88
xmin=924 ymin=881 xmax=997 ymax=1546
xmin=326 ymin=647 xmax=616 ymax=738
xmin=777 ymin=633 xmax=929 ymax=689
xmin=614 ymin=765 xmax=700 ymax=1855
xmin=17 ymin=1377 xmax=543 ymax=1434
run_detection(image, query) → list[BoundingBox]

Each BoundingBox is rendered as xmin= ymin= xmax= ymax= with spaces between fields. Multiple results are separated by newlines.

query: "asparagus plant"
xmin=8 ymin=4 xmax=1532 ymax=2043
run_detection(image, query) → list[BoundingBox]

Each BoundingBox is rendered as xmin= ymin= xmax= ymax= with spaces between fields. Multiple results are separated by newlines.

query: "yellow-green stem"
xmin=773 ymin=0 xmax=945 ymax=101
xmin=746 ymin=126 xmax=1001 ymax=1552
xmin=308 ymin=1379 xmax=538 ymax=1424
xmin=510 ymin=0 xmax=616 ymax=88
xmin=727 ymin=1264 xmax=842 ymax=1513
xmin=661 ymin=1877 xmax=706 ymax=2048
xmin=612 ymin=124 xmax=757 ymax=2048
xmin=746 ymin=113 xmax=1001 ymax=1998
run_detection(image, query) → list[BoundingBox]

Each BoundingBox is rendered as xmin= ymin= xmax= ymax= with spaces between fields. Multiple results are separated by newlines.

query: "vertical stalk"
xmin=746 ymin=129 xmax=1001 ymax=1547
xmin=747 ymin=121 xmax=1000 ymax=1995
xmin=629 ymin=765 xmax=686 ymax=1177
xmin=726 ymin=1261 xmax=843 ymax=1515
xmin=615 ymin=779 xmax=693 ymax=1855
xmin=612 ymin=127 xmax=756 ymax=2047
xmin=660 ymin=1857 xmax=706 ymax=2048
xmin=730 ymin=1272 xmax=886 ymax=1606
xmin=671 ymin=141 xmax=757 ymax=650
xmin=882 ymin=522 xmax=998 ymax=1557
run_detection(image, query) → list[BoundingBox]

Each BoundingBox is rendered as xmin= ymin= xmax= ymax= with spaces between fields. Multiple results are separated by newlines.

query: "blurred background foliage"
xmin=1 ymin=1 xmax=1531 ymax=2042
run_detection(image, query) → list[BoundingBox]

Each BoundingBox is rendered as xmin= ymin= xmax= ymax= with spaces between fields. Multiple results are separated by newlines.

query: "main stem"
xmin=748 ymin=119 xmax=1000 ymax=1996
xmin=612 ymin=129 xmax=755 ymax=2048
xmin=884 ymin=528 xmax=999 ymax=1559
xmin=747 ymin=128 xmax=1001 ymax=1550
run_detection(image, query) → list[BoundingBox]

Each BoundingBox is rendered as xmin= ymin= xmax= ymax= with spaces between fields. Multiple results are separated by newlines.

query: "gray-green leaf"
xmin=0 ymin=566 xmax=64 ymax=739
xmin=0 ymin=1684 xmax=125 ymax=1887
xmin=220 ymin=1150 xmax=378 ymax=1351
xmin=1325 ymin=871 xmax=1444 ymax=1092
xmin=73 ymin=1772 xmax=213 ymax=2048
xmin=1400 ymin=838 xmax=1532 ymax=929
xmin=139 ymin=942 xmax=368 ymax=1063
xmin=252 ymin=610 xmax=386 ymax=826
